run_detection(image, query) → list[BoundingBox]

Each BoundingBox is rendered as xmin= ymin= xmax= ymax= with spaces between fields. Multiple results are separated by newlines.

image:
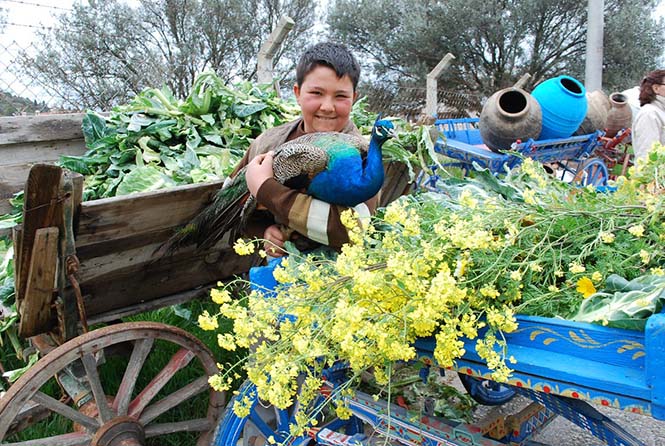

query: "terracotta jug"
xmin=479 ymin=87 xmax=542 ymax=152
xmin=605 ymin=92 xmax=633 ymax=138
xmin=575 ymin=90 xmax=611 ymax=135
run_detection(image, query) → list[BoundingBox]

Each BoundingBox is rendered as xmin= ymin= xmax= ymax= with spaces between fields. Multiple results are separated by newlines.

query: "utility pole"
xmin=585 ymin=0 xmax=604 ymax=92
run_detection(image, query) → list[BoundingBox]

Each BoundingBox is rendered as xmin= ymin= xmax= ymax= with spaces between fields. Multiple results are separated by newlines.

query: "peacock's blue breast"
xmin=307 ymin=148 xmax=383 ymax=206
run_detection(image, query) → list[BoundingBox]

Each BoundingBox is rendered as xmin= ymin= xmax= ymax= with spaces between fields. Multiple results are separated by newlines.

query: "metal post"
xmin=257 ymin=16 xmax=295 ymax=96
xmin=585 ymin=0 xmax=604 ymax=92
xmin=425 ymin=53 xmax=456 ymax=118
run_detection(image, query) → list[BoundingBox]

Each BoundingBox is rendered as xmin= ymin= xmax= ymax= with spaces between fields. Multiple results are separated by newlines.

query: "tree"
xmin=18 ymin=0 xmax=317 ymax=110
xmin=327 ymin=0 xmax=664 ymax=99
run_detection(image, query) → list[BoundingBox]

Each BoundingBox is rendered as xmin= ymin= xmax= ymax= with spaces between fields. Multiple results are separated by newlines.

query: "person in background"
xmin=632 ymin=69 xmax=665 ymax=161
xmin=229 ymin=42 xmax=376 ymax=257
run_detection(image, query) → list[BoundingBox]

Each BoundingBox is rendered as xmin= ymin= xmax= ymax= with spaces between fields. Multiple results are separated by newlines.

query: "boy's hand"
xmin=246 ymin=151 xmax=274 ymax=197
xmin=263 ymin=224 xmax=287 ymax=257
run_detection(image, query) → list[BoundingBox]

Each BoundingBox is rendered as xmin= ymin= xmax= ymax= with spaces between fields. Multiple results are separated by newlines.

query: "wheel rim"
xmin=574 ymin=158 xmax=609 ymax=186
xmin=214 ymin=380 xmax=364 ymax=446
xmin=0 ymin=322 xmax=224 ymax=446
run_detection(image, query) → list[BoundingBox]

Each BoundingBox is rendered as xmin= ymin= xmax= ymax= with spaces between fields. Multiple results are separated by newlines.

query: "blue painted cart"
xmin=214 ymin=258 xmax=665 ymax=446
xmin=431 ymin=118 xmax=609 ymax=187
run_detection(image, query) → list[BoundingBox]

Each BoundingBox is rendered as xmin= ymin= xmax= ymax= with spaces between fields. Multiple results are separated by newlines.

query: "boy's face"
xmin=294 ymin=65 xmax=357 ymax=133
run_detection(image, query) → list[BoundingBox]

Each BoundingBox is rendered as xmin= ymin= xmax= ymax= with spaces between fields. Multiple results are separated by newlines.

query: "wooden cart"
xmin=0 ymin=163 xmax=259 ymax=445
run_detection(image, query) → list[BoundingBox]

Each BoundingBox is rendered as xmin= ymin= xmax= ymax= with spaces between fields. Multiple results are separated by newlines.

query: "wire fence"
xmin=0 ymin=39 xmax=82 ymax=116
xmin=361 ymin=85 xmax=482 ymax=122
xmin=0 ymin=38 xmax=482 ymax=120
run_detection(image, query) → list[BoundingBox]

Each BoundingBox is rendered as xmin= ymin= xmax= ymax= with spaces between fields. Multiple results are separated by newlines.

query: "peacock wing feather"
xmin=273 ymin=132 xmax=369 ymax=189
xmin=157 ymin=171 xmax=250 ymax=255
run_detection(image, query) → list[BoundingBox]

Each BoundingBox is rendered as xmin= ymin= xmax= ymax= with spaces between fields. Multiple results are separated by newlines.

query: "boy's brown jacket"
xmin=231 ymin=118 xmax=378 ymax=250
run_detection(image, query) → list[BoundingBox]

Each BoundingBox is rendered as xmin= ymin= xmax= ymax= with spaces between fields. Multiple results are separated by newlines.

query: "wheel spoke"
xmin=80 ymin=353 xmax=114 ymax=423
xmin=30 ymin=392 xmax=99 ymax=431
xmin=250 ymin=408 xmax=283 ymax=441
xmin=144 ymin=418 xmax=212 ymax=437
xmin=114 ymin=337 xmax=154 ymax=416
xmin=139 ymin=375 xmax=209 ymax=425
xmin=127 ymin=348 xmax=195 ymax=418
xmin=2 ymin=432 xmax=91 ymax=446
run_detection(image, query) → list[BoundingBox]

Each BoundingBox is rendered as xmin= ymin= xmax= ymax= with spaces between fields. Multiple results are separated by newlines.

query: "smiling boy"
xmin=229 ymin=42 xmax=376 ymax=256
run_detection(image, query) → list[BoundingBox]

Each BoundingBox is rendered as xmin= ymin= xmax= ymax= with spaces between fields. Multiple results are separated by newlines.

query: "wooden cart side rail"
xmin=15 ymin=165 xmax=253 ymax=335
xmin=74 ymin=180 xmax=224 ymax=250
xmin=78 ymin=242 xmax=254 ymax=318
xmin=71 ymin=179 xmax=256 ymax=319
xmin=0 ymin=113 xmax=87 ymax=215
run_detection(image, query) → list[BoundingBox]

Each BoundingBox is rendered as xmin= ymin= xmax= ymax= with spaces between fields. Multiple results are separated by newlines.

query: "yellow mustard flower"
xmin=628 ymin=224 xmax=645 ymax=238
xmin=523 ymin=188 xmax=536 ymax=205
xmin=568 ymin=261 xmax=586 ymax=274
xmin=599 ymin=231 xmax=615 ymax=243
xmin=459 ymin=189 xmax=478 ymax=208
xmin=211 ymin=287 xmax=231 ymax=304
xmin=233 ymin=238 xmax=255 ymax=255
xmin=197 ymin=310 xmax=218 ymax=331
xmin=576 ymin=277 xmax=596 ymax=298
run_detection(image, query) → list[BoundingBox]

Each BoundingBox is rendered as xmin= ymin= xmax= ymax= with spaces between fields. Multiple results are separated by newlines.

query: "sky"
xmin=1 ymin=0 xmax=663 ymax=49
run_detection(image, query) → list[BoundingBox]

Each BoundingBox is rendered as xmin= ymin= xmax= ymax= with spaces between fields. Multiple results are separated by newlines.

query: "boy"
xmin=231 ymin=42 xmax=377 ymax=256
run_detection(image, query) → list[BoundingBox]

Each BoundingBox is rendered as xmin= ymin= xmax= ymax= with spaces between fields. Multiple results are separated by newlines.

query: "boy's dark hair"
xmin=296 ymin=42 xmax=361 ymax=90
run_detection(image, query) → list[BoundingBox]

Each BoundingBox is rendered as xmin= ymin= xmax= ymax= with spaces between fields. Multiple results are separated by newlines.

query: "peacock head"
xmin=371 ymin=118 xmax=396 ymax=145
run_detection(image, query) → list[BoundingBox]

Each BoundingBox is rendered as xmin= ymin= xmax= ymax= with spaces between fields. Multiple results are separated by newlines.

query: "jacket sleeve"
xmin=632 ymin=108 xmax=664 ymax=161
xmin=255 ymin=178 xmax=377 ymax=248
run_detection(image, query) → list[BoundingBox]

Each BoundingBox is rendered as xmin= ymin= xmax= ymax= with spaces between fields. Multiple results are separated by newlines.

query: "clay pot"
xmin=531 ymin=75 xmax=588 ymax=140
xmin=479 ymin=87 xmax=542 ymax=152
xmin=575 ymin=90 xmax=611 ymax=135
xmin=605 ymin=92 xmax=633 ymax=138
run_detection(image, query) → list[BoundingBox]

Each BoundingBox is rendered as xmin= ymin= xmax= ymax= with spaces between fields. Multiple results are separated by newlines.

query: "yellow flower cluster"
xmin=202 ymin=152 xmax=665 ymax=434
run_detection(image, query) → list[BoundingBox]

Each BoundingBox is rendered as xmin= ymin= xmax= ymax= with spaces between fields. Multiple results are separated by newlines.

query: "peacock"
xmin=160 ymin=118 xmax=396 ymax=253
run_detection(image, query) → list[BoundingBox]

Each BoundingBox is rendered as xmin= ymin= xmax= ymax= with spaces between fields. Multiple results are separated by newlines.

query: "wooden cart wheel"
xmin=573 ymin=158 xmax=609 ymax=187
xmin=0 ymin=322 xmax=223 ymax=446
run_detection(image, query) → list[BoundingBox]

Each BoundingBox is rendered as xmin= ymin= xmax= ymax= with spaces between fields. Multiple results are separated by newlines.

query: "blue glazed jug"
xmin=531 ymin=75 xmax=588 ymax=140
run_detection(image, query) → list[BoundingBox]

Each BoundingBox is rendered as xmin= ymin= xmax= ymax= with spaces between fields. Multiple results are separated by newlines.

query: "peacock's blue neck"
xmin=362 ymin=135 xmax=385 ymax=190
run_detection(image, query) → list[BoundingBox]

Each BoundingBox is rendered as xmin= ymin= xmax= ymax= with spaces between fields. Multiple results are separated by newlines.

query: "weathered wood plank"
xmin=87 ymin=287 xmax=214 ymax=325
xmin=75 ymin=180 xmax=223 ymax=249
xmin=0 ymin=113 xmax=84 ymax=145
xmin=78 ymin=244 xmax=253 ymax=317
xmin=18 ymin=227 xmax=59 ymax=338
xmin=16 ymin=165 xmax=63 ymax=311
xmin=0 ymin=140 xmax=87 ymax=214
xmin=0 ymin=139 xmax=87 ymax=167
xmin=59 ymin=174 xmax=84 ymax=341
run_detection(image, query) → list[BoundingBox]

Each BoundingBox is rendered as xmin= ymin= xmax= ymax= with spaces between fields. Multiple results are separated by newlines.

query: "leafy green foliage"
xmin=67 ymin=74 xmax=300 ymax=201
xmin=574 ymin=274 xmax=665 ymax=330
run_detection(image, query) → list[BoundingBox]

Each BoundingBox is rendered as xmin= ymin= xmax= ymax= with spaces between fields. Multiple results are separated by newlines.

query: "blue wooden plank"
xmin=509 ymin=315 xmax=646 ymax=369
xmin=436 ymin=117 xmax=484 ymax=146
xmin=646 ymin=312 xmax=665 ymax=419
xmin=458 ymin=342 xmax=648 ymax=400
